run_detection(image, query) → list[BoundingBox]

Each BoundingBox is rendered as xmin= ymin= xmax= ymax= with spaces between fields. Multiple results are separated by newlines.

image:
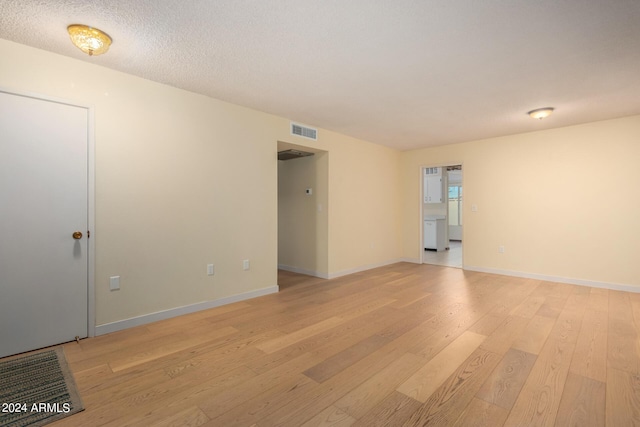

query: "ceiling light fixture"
xmin=67 ymin=24 xmax=112 ymax=56
xmin=527 ymin=107 xmax=554 ymax=120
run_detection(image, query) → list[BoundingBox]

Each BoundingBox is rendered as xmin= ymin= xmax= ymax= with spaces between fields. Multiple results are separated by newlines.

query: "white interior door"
xmin=0 ymin=91 xmax=89 ymax=358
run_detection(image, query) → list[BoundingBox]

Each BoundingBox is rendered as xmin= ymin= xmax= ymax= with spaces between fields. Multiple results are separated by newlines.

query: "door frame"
xmin=1 ymin=87 xmax=96 ymax=338
xmin=419 ymin=162 xmax=464 ymax=266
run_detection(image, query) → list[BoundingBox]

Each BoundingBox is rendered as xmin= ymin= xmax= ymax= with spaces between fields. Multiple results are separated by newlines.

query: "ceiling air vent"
xmin=291 ymin=123 xmax=317 ymax=140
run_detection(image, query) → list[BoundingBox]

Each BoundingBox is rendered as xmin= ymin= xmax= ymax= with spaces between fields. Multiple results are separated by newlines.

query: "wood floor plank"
xmin=536 ymin=296 xmax=568 ymax=319
xmin=480 ymin=315 xmax=530 ymax=355
xmin=510 ymin=315 xmax=556 ymax=355
xmin=390 ymin=291 xmax=432 ymax=309
xmin=73 ymin=325 xmax=277 ymax=390
xmin=109 ymin=333 xmax=233 ymax=372
xmin=555 ymin=372 xmax=605 ymax=427
xmin=141 ymin=329 xmax=273 ymax=378
xmin=402 ymin=348 xmax=501 ymax=426
xmin=548 ymin=290 xmax=587 ymax=344
xmin=503 ymin=338 xmax=575 ymax=427
xmin=256 ymin=316 xmax=345 ymax=354
xmin=303 ymin=334 xmax=390 ymax=383
xmin=337 ymin=297 xmax=398 ymax=322
xmin=352 ymin=391 xmax=422 ymax=427
xmin=68 ymin=331 xmax=187 ymax=370
xmin=452 ymin=397 xmax=509 ymax=427
xmin=196 ymin=351 xmax=321 ymax=417
xmin=79 ymin=366 xmax=176 ymax=407
xmin=69 ymin=361 xmax=113 ymax=390
xmin=468 ymin=313 xmax=508 ymax=337
xmin=510 ymin=295 xmax=546 ymax=319
xmin=476 ymin=348 xmax=537 ymax=410
xmin=276 ymin=293 xmax=395 ymax=334
xmin=608 ymin=290 xmax=640 ymax=374
xmin=531 ymin=281 xmax=574 ymax=300
xmin=64 ymin=365 xmax=256 ymax=427
xmin=409 ymin=305 xmax=492 ymax=360
xmin=606 ymin=367 xmax=640 ymax=426
xmin=205 ymin=374 xmax=317 ymax=426
xmin=146 ymin=304 xmax=251 ymax=333
xmin=397 ymin=331 xmax=486 ymax=402
xmin=258 ymin=332 xmax=429 ymax=426
xmin=374 ymin=308 xmax=436 ymax=341
xmin=120 ymin=366 xmax=256 ymax=425
xmin=300 ymin=405 xmax=356 ymax=427
xmin=587 ymin=287 xmax=609 ymax=312
xmin=246 ymin=306 xmax=406 ymax=375
xmin=335 ymin=352 xmax=423 ymax=419
xmin=570 ymin=308 xmax=608 ymax=382
xmin=119 ymin=405 xmax=210 ymax=427
xmin=484 ymin=280 xmax=540 ymax=318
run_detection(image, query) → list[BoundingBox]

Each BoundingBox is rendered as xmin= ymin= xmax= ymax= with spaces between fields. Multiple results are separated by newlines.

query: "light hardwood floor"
xmin=423 ymin=241 xmax=462 ymax=269
xmin=46 ymin=263 xmax=640 ymax=426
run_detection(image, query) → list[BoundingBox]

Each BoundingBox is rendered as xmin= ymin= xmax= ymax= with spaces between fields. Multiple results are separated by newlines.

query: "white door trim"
xmin=0 ymin=86 xmax=96 ymax=338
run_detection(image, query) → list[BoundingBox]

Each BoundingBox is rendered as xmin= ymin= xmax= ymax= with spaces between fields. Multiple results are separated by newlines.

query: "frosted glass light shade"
xmin=67 ymin=25 xmax=112 ymax=56
xmin=527 ymin=107 xmax=554 ymax=120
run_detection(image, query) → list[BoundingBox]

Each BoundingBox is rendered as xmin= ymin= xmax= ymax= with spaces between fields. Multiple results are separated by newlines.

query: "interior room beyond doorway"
xmin=422 ymin=164 xmax=462 ymax=269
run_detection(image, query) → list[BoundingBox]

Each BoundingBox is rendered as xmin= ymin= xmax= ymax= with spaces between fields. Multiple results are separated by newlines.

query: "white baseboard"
xmin=327 ymin=258 xmax=407 ymax=279
xmin=95 ymin=285 xmax=279 ymax=336
xmin=464 ymin=265 xmax=640 ymax=293
xmin=279 ymin=258 xmax=420 ymax=280
xmin=277 ymin=264 xmax=329 ymax=279
xmin=399 ymin=257 xmax=421 ymax=264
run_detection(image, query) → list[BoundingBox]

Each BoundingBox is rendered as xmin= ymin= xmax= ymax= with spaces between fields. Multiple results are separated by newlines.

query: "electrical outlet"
xmin=498 ymin=245 xmax=505 ymax=254
xmin=471 ymin=204 xmax=478 ymax=212
xmin=243 ymin=259 xmax=250 ymax=271
xmin=109 ymin=276 xmax=120 ymax=291
xmin=207 ymin=264 xmax=215 ymax=276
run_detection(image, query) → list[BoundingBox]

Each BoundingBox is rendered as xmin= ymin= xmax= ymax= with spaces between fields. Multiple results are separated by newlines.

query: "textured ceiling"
xmin=1 ymin=0 xmax=640 ymax=150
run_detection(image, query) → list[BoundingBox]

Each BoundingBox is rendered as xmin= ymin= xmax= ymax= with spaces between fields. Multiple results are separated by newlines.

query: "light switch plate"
xmin=109 ymin=276 xmax=120 ymax=291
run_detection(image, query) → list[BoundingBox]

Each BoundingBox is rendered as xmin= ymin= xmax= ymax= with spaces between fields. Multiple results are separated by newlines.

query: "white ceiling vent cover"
xmin=291 ymin=123 xmax=317 ymax=140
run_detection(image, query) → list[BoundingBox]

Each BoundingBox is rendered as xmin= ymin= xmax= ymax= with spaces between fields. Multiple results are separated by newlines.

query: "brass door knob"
xmin=72 ymin=231 xmax=83 ymax=239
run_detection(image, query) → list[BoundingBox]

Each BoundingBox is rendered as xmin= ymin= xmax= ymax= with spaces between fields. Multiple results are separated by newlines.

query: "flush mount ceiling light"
xmin=527 ymin=107 xmax=554 ymax=120
xmin=67 ymin=24 xmax=112 ymax=56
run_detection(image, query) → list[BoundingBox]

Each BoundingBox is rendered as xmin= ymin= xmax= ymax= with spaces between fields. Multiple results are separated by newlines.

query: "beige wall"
xmin=0 ymin=39 xmax=403 ymax=328
xmin=325 ymin=134 xmax=402 ymax=275
xmin=8 ymin=33 xmax=635 ymax=331
xmin=401 ymin=115 xmax=640 ymax=287
xmin=0 ymin=39 xmax=281 ymax=325
xmin=278 ymin=152 xmax=329 ymax=276
xmin=277 ymin=129 xmax=403 ymax=277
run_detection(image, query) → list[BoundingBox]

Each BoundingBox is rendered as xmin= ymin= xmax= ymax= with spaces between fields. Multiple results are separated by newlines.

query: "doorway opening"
xmin=421 ymin=164 xmax=463 ymax=268
xmin=276 ymin=141 xmax=329 ymax=289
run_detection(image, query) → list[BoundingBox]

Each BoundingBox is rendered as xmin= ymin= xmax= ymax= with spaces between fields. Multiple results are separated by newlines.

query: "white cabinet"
xmin=424 ymin=217 xmax=446 ymax=251
xmin=424 ymin=168 xmax=443 ymax=203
